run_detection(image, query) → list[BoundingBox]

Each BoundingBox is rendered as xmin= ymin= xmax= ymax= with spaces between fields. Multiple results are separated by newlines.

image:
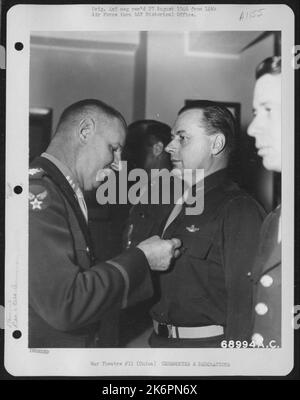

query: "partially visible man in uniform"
xmin=29 ymin=99 xmax=181 ymax=348
xmin=247 ymin=56 xmax=282 ymax=347
xmin=149 ymin=101 xmax=266 ymax=347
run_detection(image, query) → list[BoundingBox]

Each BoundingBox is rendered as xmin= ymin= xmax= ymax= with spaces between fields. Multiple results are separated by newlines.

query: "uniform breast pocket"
xmin=183 ymin=234 xmax=213 ymax=260
xmin=178 ymin=234 xmax=214 ymax=295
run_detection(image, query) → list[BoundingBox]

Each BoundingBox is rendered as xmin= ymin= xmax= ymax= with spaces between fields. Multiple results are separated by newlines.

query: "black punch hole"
xmin=14 ymin=185 xmax=23 ymax=194
xmin=13 ymin=330 xmax=22 ymax=339
xmin=15 ymin=42 xmax=24 ymax=51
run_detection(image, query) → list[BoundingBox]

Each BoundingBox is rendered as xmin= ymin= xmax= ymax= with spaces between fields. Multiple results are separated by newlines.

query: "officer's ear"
xmin=78 ymin=117 xmax=96 ymax=144
xmin=211 ymin=133 xmax=226 ymax=156
xmin=152 ymin=141 xmax=164 ymax=158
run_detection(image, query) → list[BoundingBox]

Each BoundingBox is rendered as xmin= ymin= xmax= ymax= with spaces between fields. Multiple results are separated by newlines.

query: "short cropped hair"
xmin=178 ymin=100 xmax=236 ymax=154
xmin=125 ymin=120 xmax=171 ymax=167
xmin=256 ymin=56 xmax=281 ymax=80
xmin=56 ymin=99 xmax=127 ymax=131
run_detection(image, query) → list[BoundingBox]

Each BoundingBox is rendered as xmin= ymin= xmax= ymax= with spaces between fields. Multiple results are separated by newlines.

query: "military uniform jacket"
xmin=29 ymin=157 xmax=153 ymax=348
xmin=251 ymin=206 xmax=281 ymax=347
xmin=151 ymin=169 xmax=266 ymax=341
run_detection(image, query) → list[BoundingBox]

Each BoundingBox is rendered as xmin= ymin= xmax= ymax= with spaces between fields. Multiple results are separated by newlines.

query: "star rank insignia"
xmin=29 ymin=184 xmax=51 ymax=211
xmin=186 ymin=224 xmax=200 ymax=233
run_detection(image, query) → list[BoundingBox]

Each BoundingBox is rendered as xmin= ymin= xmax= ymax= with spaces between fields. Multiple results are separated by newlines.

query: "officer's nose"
xmin=165 ymin=138 xmax=178 ymax=155
xmin=247 ymin=116 xmax=260 ymax=139
xmin=111 ymin=149 xmax=122 ymax=171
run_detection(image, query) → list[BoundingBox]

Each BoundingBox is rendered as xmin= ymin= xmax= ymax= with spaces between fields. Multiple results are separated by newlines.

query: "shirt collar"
xmin=41 ymin=152 xmax=81 ymax=193
xmin=203 ymin=168 xmax=229 ymax=194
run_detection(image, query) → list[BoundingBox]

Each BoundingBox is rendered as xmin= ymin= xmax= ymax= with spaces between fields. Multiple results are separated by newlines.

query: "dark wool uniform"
xmin=251 ymin=206 xmax=281 ymax=348
xmin=28 ymin=156 xmax=153 ymax=348
xmin=149 ymin=169 xmax=266 ymax=347
xmin=120 ymin=174 xmax=177 ymax=346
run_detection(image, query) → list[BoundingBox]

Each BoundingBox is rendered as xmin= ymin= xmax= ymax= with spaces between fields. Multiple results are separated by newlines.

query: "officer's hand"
xmin=137 ymin=235 xmax=182 ymax=271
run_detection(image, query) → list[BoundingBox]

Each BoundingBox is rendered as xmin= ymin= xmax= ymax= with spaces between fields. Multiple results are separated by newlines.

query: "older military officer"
xmin=149 ymin=101 xmax=266 ymax=347
xmin=247 ymin=56 xmax=282 ymax=347
xmin=29 ymin=99 xmax=181 ymax=348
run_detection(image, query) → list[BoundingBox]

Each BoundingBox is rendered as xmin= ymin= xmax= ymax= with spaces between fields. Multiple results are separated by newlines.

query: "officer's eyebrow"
xmin=257 ymin=100 xmax=277 ymax=108
xmin=259 ymin=101 xmax=272 ymax=106
xmin=252 ymin=100 xmax=279 ymax=114
xmin=171 ymin=129 xmax=186 ymax=138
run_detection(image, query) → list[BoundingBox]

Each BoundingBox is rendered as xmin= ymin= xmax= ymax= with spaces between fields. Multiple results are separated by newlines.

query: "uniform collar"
xmin=41 ymin=152 xmax=81 ymax=193
xmin=203 ymin=168 xmax=229 ymax=194
xmin=172 ymin=168 xmax=229 ymax=204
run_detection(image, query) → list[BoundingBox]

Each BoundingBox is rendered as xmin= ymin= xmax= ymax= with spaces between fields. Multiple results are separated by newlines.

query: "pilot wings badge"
xmin=29 ymin=186 xmax=50 ymax=211
xmin=186 ymin=224 xmax=200 ymax=233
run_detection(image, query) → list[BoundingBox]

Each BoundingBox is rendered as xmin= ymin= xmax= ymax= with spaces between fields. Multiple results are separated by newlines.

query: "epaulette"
xmin=29 ymin=167 xmax=51 ymax=211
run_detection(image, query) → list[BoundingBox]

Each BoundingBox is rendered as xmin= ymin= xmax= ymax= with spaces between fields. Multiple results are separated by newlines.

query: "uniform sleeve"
xmin=222 ymin=195 xmax=265 ymax=341
xmin=29 ymin=180 xmax=153 ymax=332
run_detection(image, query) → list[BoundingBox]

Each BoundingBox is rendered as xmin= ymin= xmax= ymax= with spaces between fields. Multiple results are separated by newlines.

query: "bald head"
xmin=46 ymin=99 xmax=127 ymax=191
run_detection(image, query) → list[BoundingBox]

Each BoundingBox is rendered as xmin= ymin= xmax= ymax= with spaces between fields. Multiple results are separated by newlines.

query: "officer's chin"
xmin=171 ymin=164 xmax=184 ymax=179
xmin=262 ymin=154 xmax=281 ymax=173
xmin=96 ymin=168 xmax=112 ymax=183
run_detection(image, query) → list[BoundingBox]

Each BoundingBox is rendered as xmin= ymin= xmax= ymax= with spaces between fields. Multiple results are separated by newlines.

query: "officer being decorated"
xmin=29 ymin=99 xmax=181 ymax=348
xmin=148 ymin=101 xmax=266 ymax=348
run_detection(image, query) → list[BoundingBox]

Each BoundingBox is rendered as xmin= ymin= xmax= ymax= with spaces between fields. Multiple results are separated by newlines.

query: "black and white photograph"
xmin=4 ymin=4 xmax=295 ymax=376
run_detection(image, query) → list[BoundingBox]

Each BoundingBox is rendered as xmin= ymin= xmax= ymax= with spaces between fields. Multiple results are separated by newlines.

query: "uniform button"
xmin=86 ymin=247 xmax=90 ymax=253
xmin=255 ymin=302 xmax=268 ymax=315
xmin=252 ymin=333 xmax=264 ymax=346
xmin=247 ymin=271 xmax=252 ymax=277
xmin=260 ymin=274 xmax=273 ymax=287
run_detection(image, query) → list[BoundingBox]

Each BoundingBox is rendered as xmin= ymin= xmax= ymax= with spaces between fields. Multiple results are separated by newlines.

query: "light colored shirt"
xmin=41 ymin=152 xmax=88 ymax=222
